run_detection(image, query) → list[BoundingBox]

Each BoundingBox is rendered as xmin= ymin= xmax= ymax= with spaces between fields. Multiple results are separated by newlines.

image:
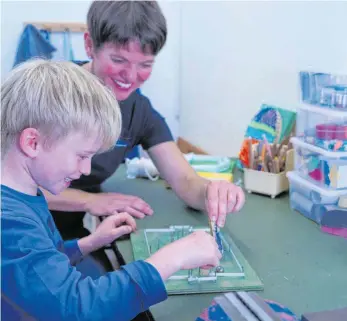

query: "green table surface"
xmin=102 ymin=165 xmax=347 ymax=321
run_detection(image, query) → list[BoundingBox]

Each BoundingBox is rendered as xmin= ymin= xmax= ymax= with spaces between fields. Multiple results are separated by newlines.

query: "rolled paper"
xmin=291 ymin=192 xmax=326 ymax=223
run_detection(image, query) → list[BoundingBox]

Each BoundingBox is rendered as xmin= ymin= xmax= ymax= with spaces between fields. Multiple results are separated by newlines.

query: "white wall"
xmin=3 ymin=1 xmax=347 ymax=156
xmin=1 ymin=0 xmax=90 ymax=78
xmin=180 ymin=1 xmax=347 ymax=157
xmin=138 ymin=1 xmax=181 ymax=140
xmin=0 ymin=0 xmax=181 ymax=139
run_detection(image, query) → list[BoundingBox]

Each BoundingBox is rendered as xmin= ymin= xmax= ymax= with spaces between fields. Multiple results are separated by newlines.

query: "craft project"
xmin=244 ymin=104 xmax=296 ymax=144
xmin=130 ymin=225 xmax=263 ymax=294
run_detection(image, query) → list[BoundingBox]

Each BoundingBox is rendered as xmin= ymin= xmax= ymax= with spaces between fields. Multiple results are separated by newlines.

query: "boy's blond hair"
xmin=1 ymin=59 xmax=121 ymax=158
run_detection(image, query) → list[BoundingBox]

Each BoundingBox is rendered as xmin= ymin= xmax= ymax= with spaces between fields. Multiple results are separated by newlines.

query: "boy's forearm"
xmin=41 ymin=188 xmax=91 ymax=212
xmin=145 ymin=245 xmax=181 ymax=281
xmin=77 ymin=235 xmax=99 ymax=256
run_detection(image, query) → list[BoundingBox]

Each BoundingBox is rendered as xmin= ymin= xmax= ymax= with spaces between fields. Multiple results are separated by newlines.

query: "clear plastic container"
xmin=291 ymin=137 xmax=347 ymax=190
xmin=296 ymin=104 xmax=347 ymax=152
xmin=300 ymin=71 xmax=347 ymax=109
xmin=286 ymin=171 xmax=347 ymax=224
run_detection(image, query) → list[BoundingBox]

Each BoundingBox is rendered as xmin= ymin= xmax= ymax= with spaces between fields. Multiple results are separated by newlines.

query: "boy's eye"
xmin=79 ymin=155 xmax=89 ymax=160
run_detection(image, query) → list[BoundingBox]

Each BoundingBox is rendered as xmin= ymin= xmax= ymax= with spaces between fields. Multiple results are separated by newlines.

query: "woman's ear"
xmin=84 ymin=32 xmax=94 ymax=59
xmin=19 ymin=128 xmax=41 ymax=158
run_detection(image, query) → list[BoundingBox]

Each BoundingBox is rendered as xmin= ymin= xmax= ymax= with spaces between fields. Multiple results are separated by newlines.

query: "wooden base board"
xmin=176 ymin=137 xmax=208 ymax=155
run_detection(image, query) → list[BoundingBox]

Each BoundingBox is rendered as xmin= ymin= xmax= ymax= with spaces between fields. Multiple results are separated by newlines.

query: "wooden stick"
xmin=24 ymin=22 xmax=87 ymax=33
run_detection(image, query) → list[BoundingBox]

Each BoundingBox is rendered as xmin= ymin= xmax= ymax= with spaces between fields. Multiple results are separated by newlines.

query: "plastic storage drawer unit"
xmin=296 ymin=104 xmax=347 ymax=152
xmin=291 ymin=137 xmax=347 ymax=190
xmin=287 ymin=171 xmax=347 ymax=224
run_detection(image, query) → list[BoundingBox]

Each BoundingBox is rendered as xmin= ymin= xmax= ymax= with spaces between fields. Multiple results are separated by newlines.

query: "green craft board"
xmin=130 ymin=226 xmax=264 ymax=295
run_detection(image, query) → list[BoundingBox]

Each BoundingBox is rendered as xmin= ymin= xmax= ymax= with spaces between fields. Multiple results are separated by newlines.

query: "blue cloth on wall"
xmin=13 ymin=24 xmax=56 ymax=67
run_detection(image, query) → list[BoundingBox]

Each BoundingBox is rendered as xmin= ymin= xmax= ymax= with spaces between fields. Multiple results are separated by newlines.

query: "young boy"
xmin=1 ymin=59 xmax=222 ymax=321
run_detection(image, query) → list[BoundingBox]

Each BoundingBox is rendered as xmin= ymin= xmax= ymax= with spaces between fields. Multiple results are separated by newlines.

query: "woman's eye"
xmin=112 ymin=59 xmax=124 ymax=64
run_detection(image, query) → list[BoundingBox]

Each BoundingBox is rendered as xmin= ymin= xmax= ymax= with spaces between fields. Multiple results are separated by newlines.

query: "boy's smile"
xmin=30 ymin=131 xmax=101 ymax=195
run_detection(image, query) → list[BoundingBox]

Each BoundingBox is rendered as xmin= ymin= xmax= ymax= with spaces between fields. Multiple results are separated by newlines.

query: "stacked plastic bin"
xmin=287 ymin=71 xmax=347 ymax=236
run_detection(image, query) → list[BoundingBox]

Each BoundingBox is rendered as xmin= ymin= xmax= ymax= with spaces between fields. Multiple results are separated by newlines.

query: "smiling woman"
xmin=84 ymin=41 xmax=155 ymax=101
xmin=83 ymin=0 xmax=166 ymax=101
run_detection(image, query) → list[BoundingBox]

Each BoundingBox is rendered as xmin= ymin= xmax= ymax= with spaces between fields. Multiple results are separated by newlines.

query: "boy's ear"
xmin=84 ymin=32 xmax=94 ymax=59
xmin=19 ymin=128 xmax=41 ymax=158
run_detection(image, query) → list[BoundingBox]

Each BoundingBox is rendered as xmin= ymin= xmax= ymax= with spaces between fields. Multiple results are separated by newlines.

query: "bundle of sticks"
xmin=246 ymin=135 xmax=293 ymax=174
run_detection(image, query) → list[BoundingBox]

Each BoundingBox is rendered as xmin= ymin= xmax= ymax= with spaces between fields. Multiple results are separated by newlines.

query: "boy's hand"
xmin=93 ymin=213 xmax=136 ymax=248
xmin=85 ymin=192 xmax=153 ymax=219
xmin=78 ymin=213 xmax=136 ymax=255
xmin=205 ymin=181 xmax=245 ymax=228
xmin=172 ymin=230 xmax=222 ymax=270
xmin=145 ymin=231 xmax=221 ymax=280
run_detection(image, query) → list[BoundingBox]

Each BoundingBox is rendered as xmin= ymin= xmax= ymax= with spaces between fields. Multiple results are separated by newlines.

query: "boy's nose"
xmin=80 ymin=159 xmax=91 ymax=176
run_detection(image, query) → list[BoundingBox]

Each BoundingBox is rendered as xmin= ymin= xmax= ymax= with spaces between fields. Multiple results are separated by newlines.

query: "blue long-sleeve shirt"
xmin=1 ymin=185 xmax=167 ymax=321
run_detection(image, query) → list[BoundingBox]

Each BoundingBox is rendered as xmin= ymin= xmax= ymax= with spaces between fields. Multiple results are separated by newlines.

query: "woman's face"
xmin=85 ymin=33 xmax=155 ymax=101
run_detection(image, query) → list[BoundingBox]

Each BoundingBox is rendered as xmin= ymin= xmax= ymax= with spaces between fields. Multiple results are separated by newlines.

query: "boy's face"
xmin=31 ymin=131 xmax=101 ymax=195
xmin=85 ymin=35 xmax=154 ymax=101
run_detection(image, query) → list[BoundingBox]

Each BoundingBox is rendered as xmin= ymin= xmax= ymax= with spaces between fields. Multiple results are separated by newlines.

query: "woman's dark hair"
xmin=87 ymin=1 xmax=167 ymax=55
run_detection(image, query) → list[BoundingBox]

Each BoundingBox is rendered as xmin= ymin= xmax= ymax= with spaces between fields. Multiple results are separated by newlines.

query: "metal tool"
xmin=209 ymin=219 xmax=224 ymax=274
xmin=209 ymin=219 xmax=224 ymax=254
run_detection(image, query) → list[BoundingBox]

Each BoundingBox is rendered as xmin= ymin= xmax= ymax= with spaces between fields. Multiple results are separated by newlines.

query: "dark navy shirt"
xmin=72 ymin=63 xmax=174 ymax=190
xmin=1 ymin=185 xmax=167 ymax=321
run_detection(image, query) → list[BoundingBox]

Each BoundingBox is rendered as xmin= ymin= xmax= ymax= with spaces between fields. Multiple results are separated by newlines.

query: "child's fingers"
xmin=108 ymin=212 xmax=137 ymax=231
xmin=112 ymin=225 xmax=133 ymax=239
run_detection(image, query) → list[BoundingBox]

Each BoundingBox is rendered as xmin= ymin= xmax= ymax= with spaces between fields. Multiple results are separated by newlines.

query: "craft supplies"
xmin=242 ymin=136 xmax=293 ymax=174
xmin=338 ymin=195 xmax=347 ymax=208
xmin=288 ymin=71 xmax=347 ymax=239
xmin=196 ymin=292 xmax=299 ymax=321
xmin=125 ymin=157 xmax=160 ymax=181
xmin=244 ymin=104 xmax=296 ymax=145
xmin=239 ymin=104 xmax=296 ymax=172
xmin=241 ymin=135 xmax=294 ymax=198
xmin=299 ymin=71 xmax=347 ymax=108
xmin=243 ymin=168 xmax=292 ymax=199
xmin=287 ymin=171 xmax=347 ymax=224
xmin=297 ymin=103 xmax=347 ymax=152
xmin=197 ymin=172 xmax=233 ymax=182
xmin=184 ymin=153 xmax=235 ymax=183
xmin=184 ymin=153 xmax=234 ymax=173
xmin=292 ymin=137 xmax=347 ymax=190
xmin=320 ymin=85 xmax=347 ymax=109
